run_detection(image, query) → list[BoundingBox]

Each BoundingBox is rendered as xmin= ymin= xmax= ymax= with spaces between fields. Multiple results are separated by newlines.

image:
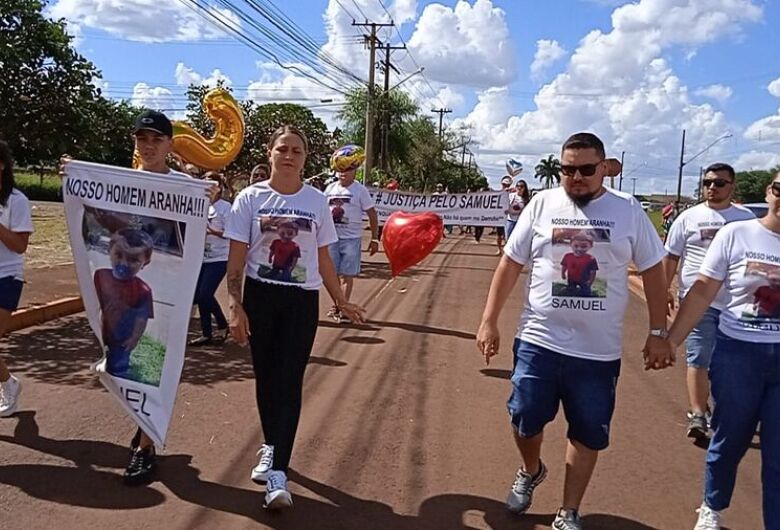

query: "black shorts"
xmin=0 ymin=276 xmax=23 ymax=312
xmin=496 ymin=226 xmax=506 ymax=237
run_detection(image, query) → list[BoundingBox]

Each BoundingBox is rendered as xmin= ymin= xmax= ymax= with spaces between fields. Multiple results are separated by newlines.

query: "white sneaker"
xmin=250 ymin=444 xmax=274 ymax=483
xmin=0 ymin=376 xmax=22 ymax=418
xmin=694 ymin=503 xmax=721 ymax=530
xmin=264 ymin=470 xmax=293 ymax=509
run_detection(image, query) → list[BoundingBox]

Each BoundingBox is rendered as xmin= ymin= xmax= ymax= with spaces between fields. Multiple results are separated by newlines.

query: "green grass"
xmin=552 ymin=278 xmax=608 ymax=298
xmin=15 ymin=171 xmax=62 ymax=202
xmin=647 ymin=210 xmax=664 ymax=235
xmin=128 ymin=334 xmax=166 ymax=387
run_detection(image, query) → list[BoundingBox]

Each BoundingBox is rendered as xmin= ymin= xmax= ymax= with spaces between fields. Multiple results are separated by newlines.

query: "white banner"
xmin=63 ymin=161 xmax=210 ymax=447
xmin=367 ymin=188 xmax=507 ymax=226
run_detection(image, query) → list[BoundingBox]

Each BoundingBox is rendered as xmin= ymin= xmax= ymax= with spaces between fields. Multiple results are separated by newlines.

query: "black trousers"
xmin=243 ymin=277 xmax=319 ymax=472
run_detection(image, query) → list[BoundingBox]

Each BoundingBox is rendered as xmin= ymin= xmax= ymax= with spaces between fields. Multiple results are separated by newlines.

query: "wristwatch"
xmin=649 ymin=328 xmax=669 ymax=339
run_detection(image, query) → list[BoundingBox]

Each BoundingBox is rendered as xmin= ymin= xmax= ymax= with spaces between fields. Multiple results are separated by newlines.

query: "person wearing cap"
xmin=324 ymin=147 xmax=379 ymax=322
xmin=60 ymin=109 xmax=190 ymax=487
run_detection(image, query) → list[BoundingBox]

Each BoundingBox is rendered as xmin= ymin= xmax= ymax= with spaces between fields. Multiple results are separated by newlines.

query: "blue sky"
xmin=52 ymin=0 xmax=780 ymax=194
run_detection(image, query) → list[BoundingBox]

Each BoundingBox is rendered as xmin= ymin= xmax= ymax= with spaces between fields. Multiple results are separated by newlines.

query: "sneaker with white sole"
xmin=264 ymin=470 xmax=293 ymax=509
xmin=0 ymin=376 xmax=22 ymax=418
xmin=694 ymin=503 xmax=721 ymax=530
xmin=687 ymin=412 xmax=709 ymax=441
xmin=251 ymin=444 xmax=274 ymax=483
xmin=506 ymin=460 xmax=548 ymax=514
xmin=552 ymin=508 xmax=583 ymax=530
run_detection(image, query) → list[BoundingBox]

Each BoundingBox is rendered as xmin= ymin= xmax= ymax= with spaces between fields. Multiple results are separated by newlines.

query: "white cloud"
xmin=734 ymin=151 xmax=780 ymax=171
xmin=174 ymin=63 xmax=233 ymax=88
xmin=130 ymin=83 xmax=175 ymax=111
xmin=531 ymin=40 xmax=567 ymax=79
xmin=405 ymin=0 xmax=516 ymax=88
xmin=744 ymin=110 xmax=780 ymax=143
xmin=768 ymin=77 xmax=780 ymax=98
xmin=49 ymin=0 xmax=240 ymax=42
xmin=694 ymin=84 xmax=733 ymax=103
xmin=454 ymin=0 xmax=762 ymax=191
xmin=246 ymin=63 xmax=344 ymax=128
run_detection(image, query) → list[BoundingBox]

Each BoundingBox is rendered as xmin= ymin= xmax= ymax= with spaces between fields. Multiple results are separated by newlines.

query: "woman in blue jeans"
xmin=668 ymin=172 xmax=780 ymax=530
xmin=190 ymin=173 xmax=231 ymax=346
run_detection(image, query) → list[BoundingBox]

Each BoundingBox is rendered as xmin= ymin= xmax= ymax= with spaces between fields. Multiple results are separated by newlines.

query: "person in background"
xmin=663 ymin=163 xmax=754 ymax=442
xmin=506 ymin=179 xmax=531 ymax=240
xmin=190 ymin=172 xmax=231 ymax=346
xmin=667 ymin=171 xmax=780 ymax=530
xmin=432 ymin=183 xmax=452 ymax=237
xmin=0 ymin=141 xmax=34 ymax=418
xmin=250 ymin=163 xmax=270 ymax=185
xmin=324 ymin=146 xmax=379 ymax=323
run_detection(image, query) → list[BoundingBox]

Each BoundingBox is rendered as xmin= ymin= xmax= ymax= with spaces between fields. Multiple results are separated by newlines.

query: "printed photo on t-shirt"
xmin=699 ymin=228 xmax=720 ymax=242
xmin=551 ymin=228 xmax=610 ymax=299
xmin=257 ymin=215 xmax=311 ymax=284
xmin=81 ymin=206 xmax=178 ymax=387
xmin=741 ymin=261 xmax=780 ymax=324
xmin=329 ymin=197 xmax=351 ymax=225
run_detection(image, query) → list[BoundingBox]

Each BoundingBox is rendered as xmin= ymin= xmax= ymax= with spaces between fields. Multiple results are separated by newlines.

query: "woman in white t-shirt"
xmin=189 ymin=172 xmax=231 ymax=346
xmin=668 ymin=172 xmax=780 ymax=530
xmin=506 ymin=178 xmax=530 ymax=239
xmin=224 ymin=125 xmax=365 ymax=510
xmin=0 ymin=141 xmax=34 ymax=418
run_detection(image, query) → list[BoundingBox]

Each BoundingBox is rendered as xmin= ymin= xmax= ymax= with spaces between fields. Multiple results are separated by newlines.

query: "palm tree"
xmin=534 ymin=155 xmax=562 ymax=189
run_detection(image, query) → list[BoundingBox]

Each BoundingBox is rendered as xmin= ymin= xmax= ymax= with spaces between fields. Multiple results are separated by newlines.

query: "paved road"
xmin=0 ymin=234 xmax=762 ymax=529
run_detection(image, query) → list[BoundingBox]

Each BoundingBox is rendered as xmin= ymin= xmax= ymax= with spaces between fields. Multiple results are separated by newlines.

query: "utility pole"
xmin=353 ymin=21 xmax=394 ymax=183
xmin=617 ymin=150 xmax=625 ymax=190
xmin=697 ymin=166 xmax=704 ymax=202
xmin=431 ymin=108 xmax=452 ymax=138
xmin=631 ymin=177 xmax=638 ymax=196
xmin=676 ymin=129 xmax=686 ymax=208
xmin=379 ymin=43 xmax=405 ymax=172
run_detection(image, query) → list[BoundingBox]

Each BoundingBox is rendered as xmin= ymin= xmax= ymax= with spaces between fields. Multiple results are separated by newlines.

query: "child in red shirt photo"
xmin=94 ymin=228 xmax=155 ymax=379
xmin=561 ymin=232 xmax=599 ymax=297
xmin=753 ymin=269 xmax=780 ymax=320
xmin=268 ymin=221 xmax=301 ymax=283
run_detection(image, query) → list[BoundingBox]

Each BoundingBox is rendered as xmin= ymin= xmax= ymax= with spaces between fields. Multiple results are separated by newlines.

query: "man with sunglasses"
xmin=477 ymin=132 xmax=671 ymax=530
xmin=663 ymin=163 xmax=754 ymax=443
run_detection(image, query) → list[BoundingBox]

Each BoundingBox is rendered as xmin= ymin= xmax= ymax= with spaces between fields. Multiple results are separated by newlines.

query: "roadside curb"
xmin=9 ymin=296 xmax=84 ymax=333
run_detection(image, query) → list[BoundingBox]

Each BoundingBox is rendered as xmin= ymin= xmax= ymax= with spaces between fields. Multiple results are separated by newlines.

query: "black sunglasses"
xmin=560 ymin=163 xmax=602 ymax=177
xmin=702 ymin=178 xmax=731 ymax=188
xmin=771 ymin=181 xmax=780 ymax=197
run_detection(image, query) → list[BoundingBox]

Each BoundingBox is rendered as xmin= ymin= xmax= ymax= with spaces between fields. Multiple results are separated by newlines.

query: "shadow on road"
xmin=1 ymin=412 xmax=660 ymax=529
xmin=363 ymin=320 xmax=476 ymax=340
xmin=480 ymin=368 xmax=512 ymax=380
xmin=359 ymin=262 xmax=439 ymax=281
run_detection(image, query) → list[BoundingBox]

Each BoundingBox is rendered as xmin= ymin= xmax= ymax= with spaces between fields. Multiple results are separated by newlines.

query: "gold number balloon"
xmin=172 ymin=88 xmax=245 ymax=170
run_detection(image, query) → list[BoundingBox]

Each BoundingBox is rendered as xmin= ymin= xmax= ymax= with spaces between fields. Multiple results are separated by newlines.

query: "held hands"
xmin=337 ymin=301 xmax=367 ymax=324
xmin=368 ymin=240 xmax=379 ymax=257
xmin=642 ymin=335 xmax=676 ymax=371
xmin=666 ymin=291 xmax=677 ymax=316
xmin=229 ymin=304 xmax=251 ymax=346
xmin=58 ymin=154 xmax=72 ymax=179
xmin=476 ymin=319 xmax=500 ymax=366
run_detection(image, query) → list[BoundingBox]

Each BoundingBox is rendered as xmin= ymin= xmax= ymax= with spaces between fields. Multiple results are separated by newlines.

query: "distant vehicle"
xmin=640 ymin=201 xmax=652 ymax=211
xmin=744 ymin=202 xmax=768 ymax=218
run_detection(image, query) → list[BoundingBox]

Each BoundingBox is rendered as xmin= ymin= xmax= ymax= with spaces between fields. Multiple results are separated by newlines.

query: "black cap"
xmin=133 ymin=110 xmax=173 ymax=137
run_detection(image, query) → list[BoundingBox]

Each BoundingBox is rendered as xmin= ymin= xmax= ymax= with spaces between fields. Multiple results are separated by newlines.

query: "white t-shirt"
xmin=665 ymin=203 xmax=755 ymax=309
xmin=0 ymin=189 xmax=34 ymax=281
xmin=506 ymin=191 xmax=526 ymax=221
xmin=224 ymin=181 xmax=338 ymax=290
xmin=324 ymin=180 xmax=373 ymax=240
xmin=504 ymin=187 xmax=666 ymax=361
xmin=204 ymin=198 xmax=231 ymax=263
xmin=700 ymin=219 xmax=780 ymax=343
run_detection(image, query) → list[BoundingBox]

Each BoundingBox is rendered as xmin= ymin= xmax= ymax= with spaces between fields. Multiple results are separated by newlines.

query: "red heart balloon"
xmin=382 ymin=212 xmax=444 ymax=277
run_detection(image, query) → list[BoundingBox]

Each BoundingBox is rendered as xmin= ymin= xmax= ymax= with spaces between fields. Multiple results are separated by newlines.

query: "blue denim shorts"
xmin=328 ymin=237 xmax=362 ymax=277
xmin=0 ymin=276 xmax=24 ymax=312
xmin=508 ymin=339 xmax=621 ymax=451
xmin=686 ymin=306 xmax=721 ymax=369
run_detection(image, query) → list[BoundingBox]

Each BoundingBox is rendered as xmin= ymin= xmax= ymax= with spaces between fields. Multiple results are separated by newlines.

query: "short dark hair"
xmin=0 ymin=140 xmax=15 ymax=207
xmin=704 ymin=163 xmax=735 ymax=180
xmin=561 ymin=132 xmax=606 ymax=159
